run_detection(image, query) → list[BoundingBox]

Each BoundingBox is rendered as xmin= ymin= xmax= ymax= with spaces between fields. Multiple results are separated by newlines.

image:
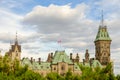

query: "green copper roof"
xmin=91 ymin=60 xmax=102 ymax=68
xmin=95 ymin=26 xmax=111 ymax=41
xmin=52 ymin=50 xmax=73 ymax=64
xmin=32 ymin=62 xmax=51 ymax=70
xmin=74 ymin=63 xmax=81 ymax=70
xmin=21 ymin=58 xmax=51 ymax=70
xmin=21 ymin=58 xmax=32 ymax=67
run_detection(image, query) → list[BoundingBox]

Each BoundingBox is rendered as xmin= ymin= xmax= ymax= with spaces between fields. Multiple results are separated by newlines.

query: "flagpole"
xmin=57 ymin=40 xmax=62 ymax=51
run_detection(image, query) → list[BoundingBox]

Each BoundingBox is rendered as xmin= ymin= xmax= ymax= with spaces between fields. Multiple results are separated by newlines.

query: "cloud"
xmin=23 ymin=4 xmax=89 ymax=32
xmin=22 ymin=4 xmax=97 ymax=50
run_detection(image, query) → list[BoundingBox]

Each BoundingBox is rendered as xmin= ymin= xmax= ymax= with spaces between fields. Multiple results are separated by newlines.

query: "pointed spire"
xmin=95 ymin=10 xmax=111 ymax=42
xmin=101 ymin=10 xmax=104 ymax=26
xmin=100 ymin=10 xmax=105 ymax=27
xmin=15 ymin=31 xmax=18 ymax=45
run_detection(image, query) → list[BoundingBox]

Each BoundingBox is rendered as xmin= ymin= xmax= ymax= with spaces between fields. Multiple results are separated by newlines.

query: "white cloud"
xmin=0 ymin=9 xmax=22 ymax=32
xmin=22 ymin=4 xmax=95 ymax=49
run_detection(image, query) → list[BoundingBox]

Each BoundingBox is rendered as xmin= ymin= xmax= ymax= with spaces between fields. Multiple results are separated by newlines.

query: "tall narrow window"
xmin=61 ymin=65 xmax=65 ymax=70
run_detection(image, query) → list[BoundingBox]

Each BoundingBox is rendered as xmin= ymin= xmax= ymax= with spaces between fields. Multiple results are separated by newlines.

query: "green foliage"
xmin=46 ymin=72 xmax=63 ymax=80
xmin=78 ymin=63 xmax=118 ymax=80
xmin=0 ymin=55 xmax=120 ymax=80
xmin=116 ymin=74 xmax=120 ymax=80
xmin=0 ymin=55 xmax=45 ymax=80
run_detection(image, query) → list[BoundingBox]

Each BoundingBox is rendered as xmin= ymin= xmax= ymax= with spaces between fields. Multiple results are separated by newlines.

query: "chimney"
xmin=33 ymin=59 xmax=35 ymax=62
xmin=83 ymin=59 xmax=85 ymax=65
xmin=86 ymin=49 xmax=88 ymax=53
xmin=51 ymin=53 xmax=53 ymax=59
xmin=38 ymin=58 xmax=41 ymax=64
xmin=85 ymin=49 xmax=89 ymax=62
xmin=70 ymin=53 xmax=72 ymax=60
xmin=31 ymin=57 xmax=33 ymax=64
xmin=76 ymin=53 xmax=79 ymax=58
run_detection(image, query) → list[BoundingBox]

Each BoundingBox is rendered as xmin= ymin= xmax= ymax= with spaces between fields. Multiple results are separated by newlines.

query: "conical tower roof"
xmin=15 ymin=32 xmax=18 ymax=45
xmin=52 ymin=50 xmax=73 ymax=64
xmin=95 ymin=11 xmax=111 ymax=42
xmin=95 ymin=27 xmax=111 ymax=41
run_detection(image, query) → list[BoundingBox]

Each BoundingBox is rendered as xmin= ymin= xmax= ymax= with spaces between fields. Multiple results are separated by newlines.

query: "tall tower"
xmin=94 ymin=11 xmax=112 ymax=66
xmin=7 ymin=32 xmax=21 ymax=61
xmin=13 ymin=32 xmax=21 ymax=60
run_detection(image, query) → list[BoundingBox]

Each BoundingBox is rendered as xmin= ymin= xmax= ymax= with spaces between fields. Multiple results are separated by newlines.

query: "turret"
xmin=76 ymin=53 xmax=79 ymax=63
xmin=31 ymin=57 xmax=33 ymax=64
xmin=85 ymin=49 xmax=89 ymax=63
xmin=94 ymin=11 xmax=112 ymax=66
xmin=38 ymin=58 xmax=41 ymax=64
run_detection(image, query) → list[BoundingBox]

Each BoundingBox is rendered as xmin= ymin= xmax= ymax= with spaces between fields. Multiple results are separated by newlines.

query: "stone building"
xmin=82 ymin=13 xmax=112 ymax=67
xmin=4 ymin=13 xmax=112 ymax=76
xmin=21 ymin=51 xmax=82 ymax=76
xmin=94 ymin=13 xmax=112 ymax=66
xmin=6 ymin=33 xmax=21 ymax=61
xmin=70 ymin=53 xmax=80 ymax=63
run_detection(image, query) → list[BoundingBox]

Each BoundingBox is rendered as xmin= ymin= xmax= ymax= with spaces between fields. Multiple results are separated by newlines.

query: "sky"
xmin=0 ymin=0 xmax=120 ymax=74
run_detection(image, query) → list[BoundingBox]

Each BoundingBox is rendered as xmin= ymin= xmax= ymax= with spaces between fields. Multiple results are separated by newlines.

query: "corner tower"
xmin=94 ymin=11 xmax=112 ymax=66
xmin=7 ymin=32 xmax=21 ymax=61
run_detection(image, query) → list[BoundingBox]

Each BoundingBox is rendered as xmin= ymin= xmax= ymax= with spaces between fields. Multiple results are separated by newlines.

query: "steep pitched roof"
xmin=11 ymin=44 xmax=21 ymax=52
xmin=74 ymin=63 xmax=81 ymax=71
xmin=91 ymin=60 xmax=102 ymax=68
xmin=21 ymin=58 xmax=32 ymax=67
xmin=21 ymin=58 xmax=51 ymax=70
xmin=52 ymin=51 xmax=73 ymax=64
xmin=95 ymin=26 xmax=111 ymax=42
xmin=32 ymin=62 xmax=51 ymax=70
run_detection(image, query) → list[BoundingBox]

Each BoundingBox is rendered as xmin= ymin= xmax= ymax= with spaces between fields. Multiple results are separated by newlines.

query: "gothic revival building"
xmin=4 ymin=12 xmax=112 ymax=76
xmin=21 ymin=51 xmax=82 ymax=76
xmin=6 ymin=33 xmax=21 ymax=61
xmin=94 ymin=13 xmax=112 ymax=66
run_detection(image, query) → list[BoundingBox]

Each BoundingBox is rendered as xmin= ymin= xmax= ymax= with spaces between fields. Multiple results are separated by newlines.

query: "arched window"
xmin=104 ymin=53 xmax=106 ymax=56
xmin=54 ymin=67 xmax=56 ymax=70
xmin=61 ymin=65 xmax=65 ymax=70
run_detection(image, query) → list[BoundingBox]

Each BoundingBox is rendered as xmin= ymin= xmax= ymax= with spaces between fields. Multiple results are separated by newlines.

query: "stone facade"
xmin=94 ymin=13 xmax=112 ymax=66
xmin=95 ymin=40 xmax=111 ymax=65
xmin=94 ymin=26 xmax=111 ymax=66
xmin=6 ymin=33 xmax=21 ymax=61
xmin=70 ymin=53 xmax=80 ymax=63
xmin=21 ymin=51 xmax=81 ymax=76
